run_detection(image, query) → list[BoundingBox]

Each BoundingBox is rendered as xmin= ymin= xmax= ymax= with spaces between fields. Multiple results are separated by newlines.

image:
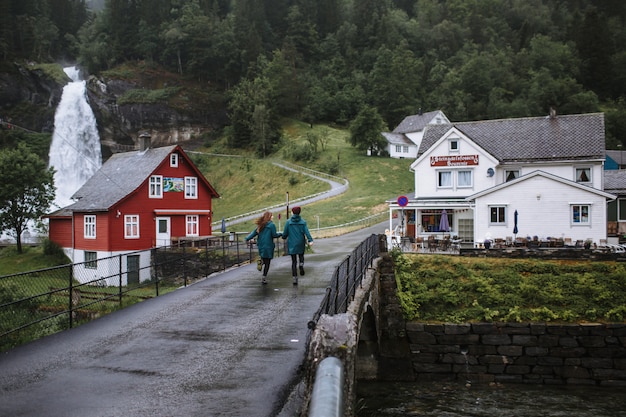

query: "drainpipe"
xmin=309 ymin=357 xmax=344 ymax=417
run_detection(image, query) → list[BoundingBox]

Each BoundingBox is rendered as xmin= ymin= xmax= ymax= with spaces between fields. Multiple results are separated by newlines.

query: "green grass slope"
xmin=191 ymin=119 xmax=414 ymax=233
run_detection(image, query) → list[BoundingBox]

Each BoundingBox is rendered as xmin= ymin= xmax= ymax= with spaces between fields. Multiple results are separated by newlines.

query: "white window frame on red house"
xmin=84 ymin=250 xmax=97 ymax=269
xmin=186 ymin=215 xmax=199 ymax=236
xmin=185 ymin=177 xmax=198 ymax=199
xmin=84 ymin=215 xmax=96 ymax=239
xmin=170 ymin=153 xmax=178 ymax=167
xmin=124 ymin=215 xmax=140 ymax=238
xmin=149 ymin=175 xmax=163 ymax=198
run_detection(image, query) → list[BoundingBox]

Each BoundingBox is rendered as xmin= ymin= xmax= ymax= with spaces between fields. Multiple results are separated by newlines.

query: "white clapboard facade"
xmin=387 ymin=112 xmax=616 ymax=247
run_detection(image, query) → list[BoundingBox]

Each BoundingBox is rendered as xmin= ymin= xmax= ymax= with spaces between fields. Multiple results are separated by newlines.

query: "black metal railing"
xmin=307 ymin=234 xmax=381 ymax=329
xmin=0 ymin=233 xmax=255 ymax=352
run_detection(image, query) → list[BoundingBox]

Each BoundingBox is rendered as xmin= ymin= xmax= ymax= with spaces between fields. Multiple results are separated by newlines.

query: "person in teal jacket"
xmin=282 ymin=206 xmax=313 ymax=285
xmin=245 ymin=212 xmax=281 ymax=284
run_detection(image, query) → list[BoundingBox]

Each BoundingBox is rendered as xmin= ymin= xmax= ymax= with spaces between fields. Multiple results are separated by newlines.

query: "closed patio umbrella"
xmin=439 ymin=209 xmax=450 ymax=233
xmin=513 ymin=210 xmax=518 ymax=237
xmin=221 ymin=217 xmax=227 ymax=234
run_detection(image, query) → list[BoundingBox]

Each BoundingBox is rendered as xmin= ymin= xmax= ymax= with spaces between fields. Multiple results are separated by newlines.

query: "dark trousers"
xmin=290 ymin=253 xmax=304 ymax=277
xmin=262 ymin=258 xmax=271 ymax=276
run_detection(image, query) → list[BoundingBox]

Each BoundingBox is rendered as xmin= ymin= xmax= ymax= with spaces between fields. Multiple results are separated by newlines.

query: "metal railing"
xmin=307 ymin=234 xmax=381 ymax=330
xmin=0 ymin=233 xmax=255 ymax=352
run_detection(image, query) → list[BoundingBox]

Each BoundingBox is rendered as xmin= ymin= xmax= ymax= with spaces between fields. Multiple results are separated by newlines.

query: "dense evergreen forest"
xmin=3 ymin=0 xmax=626 ymax=150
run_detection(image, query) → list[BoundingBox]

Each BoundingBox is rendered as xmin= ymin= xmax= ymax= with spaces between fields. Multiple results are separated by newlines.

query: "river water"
xmin=356 ymin=380 xmax=626 ymax=416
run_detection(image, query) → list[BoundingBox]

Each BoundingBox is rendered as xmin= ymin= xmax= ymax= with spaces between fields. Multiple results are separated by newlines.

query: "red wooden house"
xmin=46 ymin=144 xmax=219 ymax=284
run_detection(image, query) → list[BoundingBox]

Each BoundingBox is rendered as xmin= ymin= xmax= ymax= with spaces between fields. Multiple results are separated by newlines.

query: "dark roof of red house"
xmin=47 ymin=145 xmax=219 ymax=216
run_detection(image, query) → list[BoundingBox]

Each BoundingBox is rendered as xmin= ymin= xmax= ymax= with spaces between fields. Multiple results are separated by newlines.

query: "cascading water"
xmin=48 ymin=66 xmax=101 ymax=209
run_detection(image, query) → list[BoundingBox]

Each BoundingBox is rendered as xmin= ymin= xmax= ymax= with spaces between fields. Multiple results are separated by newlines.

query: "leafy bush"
xmin=395 ymin=255 xmax=626 ymax=323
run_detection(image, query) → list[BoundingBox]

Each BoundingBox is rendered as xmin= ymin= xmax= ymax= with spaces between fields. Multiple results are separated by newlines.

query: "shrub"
xmin=394 ymin=255 xmax=626 ymax=323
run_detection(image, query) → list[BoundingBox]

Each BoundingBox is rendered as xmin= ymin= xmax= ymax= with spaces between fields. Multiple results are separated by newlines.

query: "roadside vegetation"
xmin=393 ymin=252 xmax=626 ymax=324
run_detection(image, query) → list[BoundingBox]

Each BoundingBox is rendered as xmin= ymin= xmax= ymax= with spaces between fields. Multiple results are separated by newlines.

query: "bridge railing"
xmin=307 ymin=233 xmax=381 ymax=330
xmin=0 ymin=233 xmax=255 ymax=352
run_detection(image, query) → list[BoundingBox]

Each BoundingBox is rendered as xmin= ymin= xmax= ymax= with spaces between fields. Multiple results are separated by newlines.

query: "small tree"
xmin=348 ymin=106 xmax=388 ymax=155
xmin=0 ymin=144 xmax=56 ymax=253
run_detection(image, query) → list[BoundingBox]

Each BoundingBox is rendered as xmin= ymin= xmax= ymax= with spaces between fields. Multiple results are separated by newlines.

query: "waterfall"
xmin=49 ymin=66 xmax=102 ymax=209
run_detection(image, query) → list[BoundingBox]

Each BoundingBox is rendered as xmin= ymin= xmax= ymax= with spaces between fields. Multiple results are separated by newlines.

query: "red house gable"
xmin=46 ymin=145 xmax=219 ymax=253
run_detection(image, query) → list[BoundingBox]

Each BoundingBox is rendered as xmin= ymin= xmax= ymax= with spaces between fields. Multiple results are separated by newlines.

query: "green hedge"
xmin=393 ymin=252 xmax=626 ymax=323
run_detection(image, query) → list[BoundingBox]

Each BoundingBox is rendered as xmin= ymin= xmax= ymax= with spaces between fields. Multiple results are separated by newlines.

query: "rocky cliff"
xmin=1 ymin=62 xmax=228 ymax=159
xmin=0 ymin=62 xmax=66 ymax=133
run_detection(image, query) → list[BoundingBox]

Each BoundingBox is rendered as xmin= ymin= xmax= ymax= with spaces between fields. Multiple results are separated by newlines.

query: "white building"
xmin=387 ymin=112 xmax=616 ymax=247
xmin=381 ymin=110 xmax=449 ymax=158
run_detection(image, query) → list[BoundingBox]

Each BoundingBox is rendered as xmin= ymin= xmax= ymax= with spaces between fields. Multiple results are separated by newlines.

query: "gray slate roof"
xmin=393 ymin=110 xmax=443 ymax=134
xmin=57 ymin=145 xmax=178 ymax=213
xmin=604 ymin=170 xmax=626 ymax=195
xmin=606 ymin=150 xmax=626 ymax=164
xmin=382 ymin=132 xmax=413 ymax=145
xmin=419 ymin=113 xmax=606 ymax=163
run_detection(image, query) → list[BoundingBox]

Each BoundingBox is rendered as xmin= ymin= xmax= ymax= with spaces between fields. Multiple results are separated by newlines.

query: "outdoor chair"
xmin=428 ymin=235 xmax=437 ymax=252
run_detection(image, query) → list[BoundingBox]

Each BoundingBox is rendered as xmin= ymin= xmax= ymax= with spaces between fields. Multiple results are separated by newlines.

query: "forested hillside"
xmin=3 ymin=0 xmax=626 ymax=149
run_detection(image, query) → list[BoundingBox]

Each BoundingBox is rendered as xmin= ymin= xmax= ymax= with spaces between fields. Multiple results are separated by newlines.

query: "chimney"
xmin=549 ymin=107 xmax=557 ymax=119
xmin=138 ymin=131 xmax=151 ymax=151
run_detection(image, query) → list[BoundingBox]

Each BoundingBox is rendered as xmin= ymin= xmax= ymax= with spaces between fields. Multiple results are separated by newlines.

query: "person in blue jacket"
xmin=246 ymin=211 xmax=281 ymax=284
xmin=282 ymin=206 xmax=314 ymax=285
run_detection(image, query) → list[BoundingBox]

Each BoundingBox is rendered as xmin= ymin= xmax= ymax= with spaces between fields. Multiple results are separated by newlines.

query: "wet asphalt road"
xmin=0 ymin=222 xmax=386 ymax=417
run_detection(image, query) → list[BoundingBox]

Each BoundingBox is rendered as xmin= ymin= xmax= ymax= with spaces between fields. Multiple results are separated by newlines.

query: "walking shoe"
xmin=262 ymin=276 xmax=267 ymax=285
xmin=299 ymin=265 xmax=305 ymax=276
xmin=292 ymin=276 xmax=298 ymax=285
xmin=257 ymin=258 xmax=262 ymax=271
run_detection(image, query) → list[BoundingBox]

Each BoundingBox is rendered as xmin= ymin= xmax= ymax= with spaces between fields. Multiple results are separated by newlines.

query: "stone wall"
xmin=405 ymin=322 xmax=626 ymax=386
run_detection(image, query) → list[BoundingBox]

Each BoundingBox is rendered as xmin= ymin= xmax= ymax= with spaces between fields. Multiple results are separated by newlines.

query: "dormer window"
xmin=449 ymin=139 xmax=459 ymax=152
xmin=170 ymin=153 xmax=178 ymax=167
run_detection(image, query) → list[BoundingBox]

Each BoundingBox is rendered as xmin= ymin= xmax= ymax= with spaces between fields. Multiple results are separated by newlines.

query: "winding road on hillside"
xmin=211 ymin=161 xmax=349 ymax=232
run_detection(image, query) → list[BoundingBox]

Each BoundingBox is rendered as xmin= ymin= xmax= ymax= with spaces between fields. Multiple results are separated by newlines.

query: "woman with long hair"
xmin=245 ymin=211 xmax=281 ymax=284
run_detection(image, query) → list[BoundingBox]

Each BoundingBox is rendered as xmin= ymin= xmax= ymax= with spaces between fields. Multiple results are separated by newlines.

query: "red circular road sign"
xmin=397 ymin=195 xmax=408 ymax=207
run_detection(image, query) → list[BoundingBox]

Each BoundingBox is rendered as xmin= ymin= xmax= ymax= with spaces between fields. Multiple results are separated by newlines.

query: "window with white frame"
xmin=170 ymin=153 xmax=178 ymax=167
xmin=449 ymin=139 xmax=459 ymax=151
xmin=403 ymin=146 xmax=409 ymax=153
xmin=186 ymin=215 xmax=199 ymax=236
xmin=575 ymin=167 xmax=591 ymax=183
xmin=84 ymin=215 xmax=96 ymax=239
xmin=395 ymin=145 xmax=402 ymax=153
xmin=84 ymin=251 xmax=97 ymax=269
xmin=124 ymin=215 xmax=140 ymax=238
xmin=489 ymin=206 xmax=506 ymax=224
xmin=438 ymin=171 xmax=452 ymax=188
xmin=149 ymin=175 xmax=163 ymax=198
xmin=185 ymin=177 xmax=198 ymax=198
xmin=571 ymin=204 xmax=590 ymax=224
xmin=457 ymin=170 xmax=473 ymax=187
xmin=619 ymin=199 xmax=626 ymax=221
xmin=505 ymin=170 xmax=519 ymax=182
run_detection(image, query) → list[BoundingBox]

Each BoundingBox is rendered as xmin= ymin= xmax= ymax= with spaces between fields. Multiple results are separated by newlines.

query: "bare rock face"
xmin=0 ymin=63 xmax=66 ymax=133
xmin=1 ymin=63 xmax=228 ymax=161
xmin=85 ymin=71 xmax=228 ymax=159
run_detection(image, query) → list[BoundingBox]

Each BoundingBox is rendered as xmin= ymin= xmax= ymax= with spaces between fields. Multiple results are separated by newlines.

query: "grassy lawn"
xmin=0 ymin=246 xmax=69 ymax=276
xmin=394 ymin=253 xmax=626 ymax=324
xmin=193 ymin=118 xmax=414 ymax=233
